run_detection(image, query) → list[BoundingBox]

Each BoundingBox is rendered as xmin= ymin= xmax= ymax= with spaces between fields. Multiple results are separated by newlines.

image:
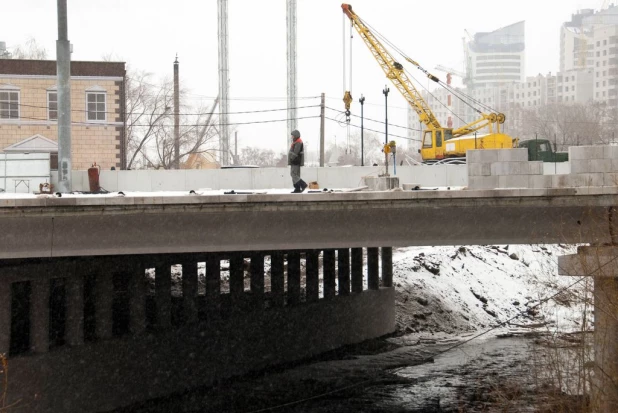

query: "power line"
xmin=324 ymin=116 xmax=419 ymax=142
xmin=13 ymin=102 xmax=320 ymax=117
xmin=326 ymin=106 xmax=420 ymax=131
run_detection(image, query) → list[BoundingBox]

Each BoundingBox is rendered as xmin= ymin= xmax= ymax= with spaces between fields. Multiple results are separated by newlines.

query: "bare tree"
xmin=12 ymin=38 xmax=48 ymax=59
xmin=238 ymin=147 xmax=283 ymax=167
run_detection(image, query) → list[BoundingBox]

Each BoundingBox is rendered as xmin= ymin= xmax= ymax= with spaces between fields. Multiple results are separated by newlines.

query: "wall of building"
xmin=0 ymin=60 xmax=125 ymax=170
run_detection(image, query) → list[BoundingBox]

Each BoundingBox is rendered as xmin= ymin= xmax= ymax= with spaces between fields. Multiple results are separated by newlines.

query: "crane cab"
xmin=419 ymin=128 xmax=453 ymax=161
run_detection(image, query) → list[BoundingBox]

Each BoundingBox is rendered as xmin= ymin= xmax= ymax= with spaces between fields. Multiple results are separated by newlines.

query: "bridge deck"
xmin=0 ymin=187 xmax=617 ymax=259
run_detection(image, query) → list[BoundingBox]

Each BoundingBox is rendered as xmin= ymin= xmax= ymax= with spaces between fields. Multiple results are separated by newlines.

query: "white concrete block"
xmin=604 ymin=173 xmax=618 ymax=187
xmin=569 ymin=145 xmax=606 ymax=160
xmin=528 ymin=175 xmax=552 ymax=188
xmin=491 ymin=161 xmax=529 ymax=176
xmin=445 ymin=165 xmax=468 ymax=187
xmin=587 ymin=159 xmax=613 ymax=173
xmin=498 ymin=148 xmax=528 ymax=162
xmin=527 ymin=162 xmax=543 ymax=175
xmin=552 ymin=173 xmax=604 ymax=188
xmin=570 ymin=159 xmax=592 ymax=174
xmin=543 ymin=162 xmax=571 ymax=175
xmin=499 ymin=175 xmax=529 ymax=188
xmin=607 ymin=146 xmax=618 ymax=159
xmin=468 ymin=176 xmax=499 ymax=189
xmin=467 ymin=162 xmax=491 ymax=176
xmin=467 ymin=149 xmax=500 ymax=163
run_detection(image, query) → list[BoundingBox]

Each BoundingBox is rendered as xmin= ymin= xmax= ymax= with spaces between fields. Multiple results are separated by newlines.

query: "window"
xmin=597 ymin=62 xmax=600 ymax=67
xmin=0 ymin=89 xmax=19 ymax=119
xmin=604 ymin=39 xmax=608 ymax=46
xmin=86 ymin=91 xmax=106 ymax=121
xmin=597 ymin=51 xmax=601 ymax=57
xmin=597 ymin=41 xmax=601 ymax=46
xmin=604 ymin=80 xmax=607 ymax=86
xmin=565 ymin=86 xmax=569 ymax=92
xmin=572 ymin=75 xmax=575 ymax=81
xmin=47 ymin=91 xmax=57 ymax=120
xmin=604 ymin=50 xmax=607 ymax=56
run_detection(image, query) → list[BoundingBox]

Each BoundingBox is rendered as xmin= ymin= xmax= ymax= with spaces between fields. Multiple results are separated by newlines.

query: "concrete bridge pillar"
xmin=338 ymin=249 xmax=350 ymax=296
xmin=181 ymin=258 xmax=199 ymax=325
xmin=381 ymin=247 xmax=393 ymax=288
xmin=30 ymin=278 xmax=50 ymax=353
xmin=155 ymin=261 xmax=172 ymax=330
xmin=206 ymin=256 xmax=221 ymax=316
xmin=287 ymin=252 xmax=301 ymax=305
xmin=351 ymin=248 xmax=363 ymax=293
xmin=559 ymin=246 xmax=618 ymax=413
xmin=305 ymin=250 xmax=320 ymax=302
xmin=250 ymin=253 xmax=265 ymax=309
xmin=96 ymin=261 xmax=114 ymax=340
xmin=367 ymin=248 xmax=379 ymax=290
xmin=270 ymin=252 xmax=285 ymax=307
xmin=0 ymin=280 xmax=10 ymax=355
xmin=323 ymin=250 xmax=336 ymax=299
xmin=128 ymin=260 xmax=147 ymax=335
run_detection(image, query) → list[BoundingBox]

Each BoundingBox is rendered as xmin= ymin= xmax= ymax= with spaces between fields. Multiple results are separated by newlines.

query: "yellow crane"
xmin=341 ymin=3 xmax=517 ymax=162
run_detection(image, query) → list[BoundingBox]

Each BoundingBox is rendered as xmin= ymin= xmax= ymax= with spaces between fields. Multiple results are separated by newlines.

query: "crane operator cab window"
xmin=423 ymin=130 xmax=433 ymax=148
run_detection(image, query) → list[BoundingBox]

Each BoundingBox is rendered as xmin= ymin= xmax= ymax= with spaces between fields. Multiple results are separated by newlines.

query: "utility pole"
xmin=56 ymin=0 xmax=72 ymax=192
xmin=234 ymin=131 xmax=238 ymax=164
xmin=383 ymin=86 xmax=389 ymax=175
xmin=173 ymin=55 xmax=180 ymax=169
xmin=286 ymin=0 xmax=297 ymax=149
xmin=359 ymin=94 xmax=365 ymax=166
xmin=218 ymin=0 xmax=230 ymax=166
xmin=320 ymin=92 xmax=325 ymax=167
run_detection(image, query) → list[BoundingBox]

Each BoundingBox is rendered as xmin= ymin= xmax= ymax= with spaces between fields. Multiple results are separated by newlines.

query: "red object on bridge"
xmin=88 ymin=162 xmax=101 ymax=192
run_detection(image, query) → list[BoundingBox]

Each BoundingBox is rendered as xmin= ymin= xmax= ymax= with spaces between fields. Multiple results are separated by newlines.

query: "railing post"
xmin=129 ymin=259 xmax=147 ymax=335
xmin=250 ymin=253 xmax=265 ymax=309
xmin=206 ymin=255 xmax=221 ymax=317
xmin=271 ymin=252 xmax=285 ymax=307
xmin=229 ymin=253 xmax=245 ymax=310
xmin=96 ymin=262 xmax=114 ymax=339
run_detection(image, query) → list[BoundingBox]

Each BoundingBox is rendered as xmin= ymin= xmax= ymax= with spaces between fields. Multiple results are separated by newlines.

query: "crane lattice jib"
xmin=342 ymin=4 xmax=441 ymax=131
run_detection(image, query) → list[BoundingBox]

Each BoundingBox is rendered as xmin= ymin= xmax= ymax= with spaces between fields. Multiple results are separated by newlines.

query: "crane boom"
xmin=342 ymin=3 xmax=507 ymax=138
xmin=341 ymin=3 xmax=441 ymax=130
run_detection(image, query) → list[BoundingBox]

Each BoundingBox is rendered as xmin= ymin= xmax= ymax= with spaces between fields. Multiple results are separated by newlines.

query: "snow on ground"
xmin=392 ymin=244 xmax=591 ymax=339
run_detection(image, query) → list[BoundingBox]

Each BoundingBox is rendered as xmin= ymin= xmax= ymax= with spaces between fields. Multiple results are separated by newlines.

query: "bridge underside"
xmin=0 ymin=248 xmax=395 ymax=413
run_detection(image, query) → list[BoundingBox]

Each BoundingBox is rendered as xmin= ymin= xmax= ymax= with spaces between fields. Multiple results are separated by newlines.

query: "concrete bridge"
xmin=1 ymin=146 xmax=618 ymax=412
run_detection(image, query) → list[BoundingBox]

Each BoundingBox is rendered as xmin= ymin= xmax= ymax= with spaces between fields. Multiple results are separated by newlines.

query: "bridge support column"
xmin=230 ymin=254 xmax=245 ymax=310
xmin=96 ymin=263 xmax=114 ymax=340
xmin=129 ymin=260 xmax=147 ymax=335
xmin=367 ymin=248 xmax=379 ymax=290
xmin=351 ymin=248 xmax=364 ymax=293
xmin=287 ymin=252 xmax=301 ymax=305
xmin=0 ymin=279 xmax=10 ymax=355
xmin=206 ymin=256 xmax=221 ymax=316
xmin=30 ymin=278 xmax=50 ymax=353
xmin=250 ymin=253 xmax=265 ymax=309
xmin=305 ymin=250 xmax=320 ymax=302
xmin=323 ymin=250 xmax=336 ymax=299
xmin=155 ymin=261 xmax=172 ymax=330
xmin=381 ymin=247 xmax=393 ymax=288
xmin=338 ymin=249 xmax=350 ymax=296
xmin=559 ymin=246 xmax=618 ymax=413
xmin=270 ymin=252 xmax=285 ymax=307
xmin=65 ymin=265 xmax=84 ymax=346
xmin=182 ymin=258 xmax=199 ymax=325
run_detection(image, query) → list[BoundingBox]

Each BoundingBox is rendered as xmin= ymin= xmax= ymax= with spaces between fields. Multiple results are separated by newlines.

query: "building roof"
xmin=3 ymin=134 xmax=58 ymax=153
xmin=469 ymin=21 xmax=525 ymax=53
xmin=0 ymin=59 xmax=125 ymax=77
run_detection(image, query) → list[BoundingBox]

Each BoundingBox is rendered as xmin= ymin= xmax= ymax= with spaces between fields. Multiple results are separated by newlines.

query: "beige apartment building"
xmin=0 ymin=59 xmax=126 ymax=170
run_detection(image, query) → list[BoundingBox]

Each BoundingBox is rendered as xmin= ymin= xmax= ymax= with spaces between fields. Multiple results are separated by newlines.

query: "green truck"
xmin=518 ymin=138 xmax=569 ymax=162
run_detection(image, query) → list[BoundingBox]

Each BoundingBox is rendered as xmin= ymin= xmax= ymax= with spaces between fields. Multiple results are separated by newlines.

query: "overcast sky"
xmin=3 ymin=0 xmax=609 ymax=158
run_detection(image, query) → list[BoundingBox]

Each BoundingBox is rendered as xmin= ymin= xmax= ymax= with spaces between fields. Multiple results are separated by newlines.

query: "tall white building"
xmin=466 ymin=21 xmax=526 ymax=88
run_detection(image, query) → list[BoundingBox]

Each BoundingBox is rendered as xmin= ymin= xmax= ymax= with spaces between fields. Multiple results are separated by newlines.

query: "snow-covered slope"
xmin=393 ymin=244 xmax=591 ymax=336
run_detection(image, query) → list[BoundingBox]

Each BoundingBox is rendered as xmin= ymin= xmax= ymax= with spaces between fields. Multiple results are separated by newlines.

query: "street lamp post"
xmin=383 ymin=86 xmax=390 ymax=175
xmin=359 ymin=94 xmax=365 ymax=166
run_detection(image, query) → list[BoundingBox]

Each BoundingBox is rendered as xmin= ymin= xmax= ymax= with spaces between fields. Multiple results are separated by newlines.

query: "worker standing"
xmin=288 ymin=130 xmax=307 ymax=193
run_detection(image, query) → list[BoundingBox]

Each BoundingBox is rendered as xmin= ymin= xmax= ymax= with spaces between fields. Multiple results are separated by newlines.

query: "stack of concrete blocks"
xmin=560 ymin=145 xmax=618 ymax=188
xmin=467 ymin=149 xmax=544 ymax=190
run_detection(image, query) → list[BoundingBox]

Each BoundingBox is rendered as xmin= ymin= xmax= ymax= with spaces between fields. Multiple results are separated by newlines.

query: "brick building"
xmin=0 ymin=59 xmax=126 ymax=170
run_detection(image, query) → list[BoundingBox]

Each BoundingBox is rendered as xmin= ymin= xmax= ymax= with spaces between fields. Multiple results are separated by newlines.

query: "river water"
xmin=114 ymin=333 xmax=559 ymax=413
